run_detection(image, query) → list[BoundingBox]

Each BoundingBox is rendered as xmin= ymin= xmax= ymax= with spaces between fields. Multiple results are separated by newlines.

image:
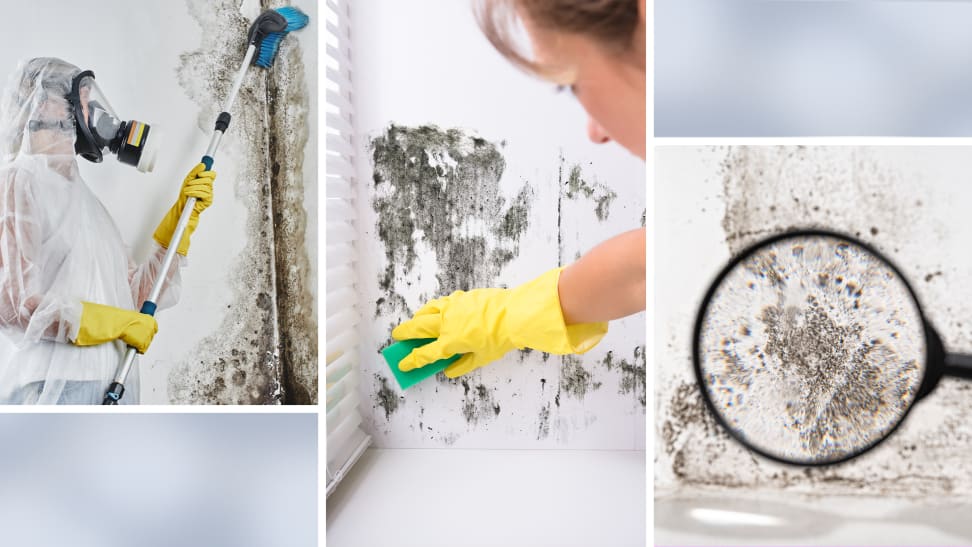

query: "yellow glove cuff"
xmin=509 ymin=267 xmax=608 ymax=355
xmin=74 ymin=301 xmax=158 ymax=354
xmin=153 ymin=163 xmax=215 ymax=256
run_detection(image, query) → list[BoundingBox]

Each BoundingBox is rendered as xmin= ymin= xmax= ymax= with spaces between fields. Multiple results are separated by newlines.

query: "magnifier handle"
xmin=943 ymin=353 xmax=972 ymax=380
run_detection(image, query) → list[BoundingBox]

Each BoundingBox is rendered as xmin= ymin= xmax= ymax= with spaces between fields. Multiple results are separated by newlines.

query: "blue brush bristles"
xmin=255 ymin=6 xmax=310 ymax=68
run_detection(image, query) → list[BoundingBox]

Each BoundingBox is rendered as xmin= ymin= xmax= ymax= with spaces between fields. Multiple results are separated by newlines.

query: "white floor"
xmin=656 ymin=490 xmax=972 ymax=546
xmin=326 ymin=448 xmax=646 ymax=547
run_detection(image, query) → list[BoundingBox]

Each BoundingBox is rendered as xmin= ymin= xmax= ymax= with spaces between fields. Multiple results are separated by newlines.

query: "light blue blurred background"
xmin=0 ymin=413 xmax=316 ymax=547
xmin=655 ymin=1 xmax=972 ymax=136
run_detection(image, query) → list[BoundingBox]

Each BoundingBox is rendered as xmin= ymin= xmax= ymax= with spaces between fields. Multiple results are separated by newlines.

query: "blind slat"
xmin=326 ymin=329 xmax=359 ymax=362
xmin=326 ymin=157 xmax=355 ymax=178
xmin=326 ymin=200 xmax=355 ymax=223
xmin=325 ymin=69 xmax=353 ymax=99
xmin=327 ymin=287 xmax=357 ymax=313
xmin=326 ymin=390 xmax=360 ymax=431
xmin=327 ymin=412 xmax=363 ymax=465
xmin=327 ymin=134 xmax=355 ymax=158
xmin=326 ymin=221 xmax=356 ymax=245
xmin=326 ymin=242 xmax=356 ymax=266
xmin=325 ymin=362 xmax=357 ymax=408
xmin=325 ymin=0 xmax=368 ymax=499
xmin=326 ymin=308 xmax=358 ymax=335
xmin=326 ymin=429 xmax=370 ymax=497
xmin=327 ymin=265 xmax=356 ymax=288
xmin=325 ymin=44 xmax=352 ymax=72
xmin=325 ymin=348 xmax=357 ymax=380
xmin=326 ymin=178 xmax=353 ymax=200
xmin=326 ymin=89 xmax=354 ymax=117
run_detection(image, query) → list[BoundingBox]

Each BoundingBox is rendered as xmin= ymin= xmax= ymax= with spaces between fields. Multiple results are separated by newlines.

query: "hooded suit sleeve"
xmin=128 ymin=244 xmax=184 ymax=311
xmin=0 ymin=169 xmax=81 ymax=343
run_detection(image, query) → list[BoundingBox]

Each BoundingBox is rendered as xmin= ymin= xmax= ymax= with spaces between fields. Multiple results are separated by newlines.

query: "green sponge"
xmin=381 ymin=338 xmax=461 ymax=390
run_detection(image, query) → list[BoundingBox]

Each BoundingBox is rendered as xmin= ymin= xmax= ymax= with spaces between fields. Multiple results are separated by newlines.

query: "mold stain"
xmin=369 ymin=124 xmax=533 ymax=424
xmin=537 ymin=403 xmax=551 ymax=440
xmin=459 ymin=378 xmax=502 ymax=425
xmin=601 ymin=346 xmax=647 ymax=408
xmin=169 ymin=0 xmax=291 ymax=404
xmin=374 ymin=374 xmax=401 ymax=421
xmin=550 ymin=152 xmax=630 ymax=413
xmin=370 ymin=123 xmax=534 ymax=320
xmin=660 ymin=146 xmax=959 ymax=496
xmin=264 ymin=0 xmax=318 ymax=405
xmin=719 ymin=147 xmax=932 ymax=255
xmin=560 ymin=153 xmax=617 ymax=222
xmin=560 ymin=355 xmax=602 ymax=400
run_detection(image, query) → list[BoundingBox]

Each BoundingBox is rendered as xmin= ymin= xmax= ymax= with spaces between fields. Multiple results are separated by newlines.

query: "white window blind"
xmin=325 ymin=0 xmax=369 ymax=498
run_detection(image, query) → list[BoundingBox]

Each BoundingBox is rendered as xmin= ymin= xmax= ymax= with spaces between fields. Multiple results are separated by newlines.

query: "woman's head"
xmin=476 ymin=0 xmax=646 ymax=159
xmin=0 ymin=57 xmax=81 ymax=160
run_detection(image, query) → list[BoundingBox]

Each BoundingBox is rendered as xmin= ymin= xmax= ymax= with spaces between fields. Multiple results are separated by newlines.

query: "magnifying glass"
xmin=693 ymin=229 xmax=972 ymax=466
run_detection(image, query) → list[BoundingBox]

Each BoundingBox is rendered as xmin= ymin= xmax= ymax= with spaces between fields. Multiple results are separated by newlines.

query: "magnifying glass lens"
xmin=696 ymin=234 xmax=926 ymax=464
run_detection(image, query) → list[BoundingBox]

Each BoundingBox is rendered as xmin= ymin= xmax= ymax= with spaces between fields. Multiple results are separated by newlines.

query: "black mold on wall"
xmin=369 ymin=124 xmax=534 ymax=422
xmin=170 ymin=0 xmax=282 ymax=404
xmin=560 ymin=355 xmax=602 ymax=400
xmin=602 ymin=346 xmax=647 ymax=407
xmin=537 ymin=403 xmax=552 ymax=440
xmin=370 ymin=124 xmax=534 ymax=320
xmin=374 ymin=374 xmax=401 ymax=420
xmin=168 ymin=0 xmax=316 ymax=404
xmin=460 ymin=378 xmax=502 ymax=425
xmin=265 ymin=0 xmax=318 ymax=405
xmin=560 ymin=154 xmax=617 ymax=222
xmin=662 ymin=146 xmax=958 ymax=495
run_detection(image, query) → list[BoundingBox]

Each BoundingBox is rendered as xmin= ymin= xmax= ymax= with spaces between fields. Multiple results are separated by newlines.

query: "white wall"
xmin=351 ymin=0 xmax=646 ymax=449
xmin=0 ymin=0 xmax=317 ymax=403
xmin=656 ymin=146 xmax=972 ymax=500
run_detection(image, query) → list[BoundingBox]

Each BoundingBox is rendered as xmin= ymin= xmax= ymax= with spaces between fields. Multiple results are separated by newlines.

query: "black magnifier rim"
xmin=691 ymin=228 xmax=930 ymax=467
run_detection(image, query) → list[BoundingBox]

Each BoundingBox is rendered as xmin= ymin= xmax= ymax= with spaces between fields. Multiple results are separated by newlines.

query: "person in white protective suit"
xmin=0 ymin=57 xmax=215 ymax=404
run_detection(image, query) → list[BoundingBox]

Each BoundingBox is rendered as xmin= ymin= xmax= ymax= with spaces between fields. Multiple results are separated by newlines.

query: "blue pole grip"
xmin=139 ymin=301 xmax=157 ymax=317
xmin=201 ymin=156 xmax=214 ymax=170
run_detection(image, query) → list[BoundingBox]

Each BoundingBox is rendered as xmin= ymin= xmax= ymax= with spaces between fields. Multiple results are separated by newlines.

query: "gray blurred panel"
xmin=656 ymin=1 xmax=972 ymax=136
xmin=0 ymin=414 xmax=317 ymax=547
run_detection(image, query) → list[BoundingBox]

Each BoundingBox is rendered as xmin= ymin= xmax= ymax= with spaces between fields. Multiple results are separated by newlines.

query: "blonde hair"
xmin=474 ymin=0 xmax=641 ymax=77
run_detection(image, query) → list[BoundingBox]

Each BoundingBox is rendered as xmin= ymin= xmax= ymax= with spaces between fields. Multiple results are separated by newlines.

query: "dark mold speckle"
xmin=537 ymin=403 xmax=551 ymax=440
xmin=660 ymin=146 xmax=958 ymax=495
xmin=167 ymin=0 xmax=316 ymax=404
xmin=561 ymin=154 xmax=617 ymax=221
xmin=370 ymin=124 xmax=534 ymax=320
xmin=560 ymin=355 xmax=602 ymax=400
xmin=460 ymin=378 xmax=502 ymax=425
xmin=602 ymin=346 xmax=647 ymax=407
xmin=374 ymin=374 xmax=401 ymax=421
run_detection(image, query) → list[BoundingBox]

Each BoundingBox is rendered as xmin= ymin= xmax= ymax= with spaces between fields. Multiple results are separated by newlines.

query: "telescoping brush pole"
xmin=103 ymin=6 xmax=309 ymax=405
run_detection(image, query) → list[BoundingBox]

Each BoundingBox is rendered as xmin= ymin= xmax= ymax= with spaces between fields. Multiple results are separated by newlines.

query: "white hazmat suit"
xmin=0 ymin=58 xmax=183 ymax=404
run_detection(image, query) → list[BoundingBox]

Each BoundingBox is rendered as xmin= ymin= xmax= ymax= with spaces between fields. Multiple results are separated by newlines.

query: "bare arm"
xmin=558 ymin=227 xmax=646 ymax=324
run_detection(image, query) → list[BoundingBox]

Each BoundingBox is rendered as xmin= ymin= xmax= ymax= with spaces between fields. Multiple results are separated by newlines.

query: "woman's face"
xmin=521 ymin=8 xmax=646 ymax=160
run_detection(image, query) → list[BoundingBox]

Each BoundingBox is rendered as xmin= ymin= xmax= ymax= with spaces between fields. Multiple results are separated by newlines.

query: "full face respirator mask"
xmin=66 ymin=70 xmax=160 ymax=173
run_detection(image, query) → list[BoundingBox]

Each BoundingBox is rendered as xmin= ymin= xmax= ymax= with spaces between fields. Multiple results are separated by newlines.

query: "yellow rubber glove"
xmin=73 ymin=301 xmax=158 ymax=354
xmin=153 ymin=163 xmax=215 ymax=256
xmin=392 ymin=267 xmax=608 ymax=378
